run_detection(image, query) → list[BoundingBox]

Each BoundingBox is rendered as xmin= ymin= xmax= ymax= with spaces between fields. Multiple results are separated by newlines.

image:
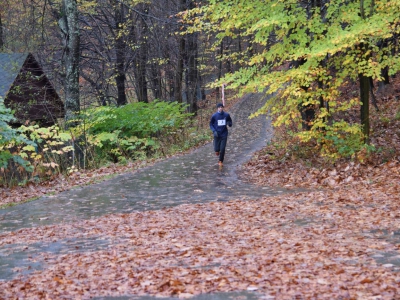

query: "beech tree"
xmin=59 ymin=0 xmax=80 ymax=126
xmin=189 ymin=0 xmax=400 ymax=158
xmin=45 ymin=0 xmax=81 ymax=125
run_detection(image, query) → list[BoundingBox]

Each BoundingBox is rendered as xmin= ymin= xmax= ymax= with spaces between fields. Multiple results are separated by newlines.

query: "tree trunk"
xmin=183 ymin=0 xmax=199 ymax=114
xmin=291 ymin=57 xmax=315 ymax=130
xmin=368 ymin=77 xmax=379 ymax=111
xmin=59 ymin=0 xmax=82 ymax=167
xmin=60 ymin=0 xmax=80 ymax=127
xmin=133 ymin=4 xmax=149 ymax=103
xmin=175 ymin=28 xmax=185 ymax=103
xmin=114 ymin=1 xmax=127 ymax=106
xmin=186 ymin=31 xmax=198 ymax=114
xmin=150 ymin=64 xmax=162 ymax=100
xmin=359 ymin=73 xmax=370 ymax=142
xmin=358 ymin=2 xmax=371 ymax=142
xmin=215 ymin=40 xmax=223 ymax=102
xmin=377 ymin=66 xmax=390 ymax=93
xmin=0 ymin=13 xmax=4 ymax=50
xmin=167 ymin=68 xmax=175 ymax=101
xmin=135 ymin=43 xmax=148 ymax=102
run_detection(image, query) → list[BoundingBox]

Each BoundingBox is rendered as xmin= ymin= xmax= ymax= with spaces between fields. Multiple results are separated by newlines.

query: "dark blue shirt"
xmin=210 ymin=111 xmax=233 ymax=137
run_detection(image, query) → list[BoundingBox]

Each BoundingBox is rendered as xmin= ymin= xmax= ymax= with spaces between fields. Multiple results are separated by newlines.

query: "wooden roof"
xmin=0 ymin=53 xmax=65 ymax=126
xmin=0 ymin=53 xmax=26 ymax=98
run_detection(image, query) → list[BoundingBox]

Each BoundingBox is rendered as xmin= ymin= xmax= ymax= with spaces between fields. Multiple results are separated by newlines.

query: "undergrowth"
xmin=263 ymin=78 xmax=400 ymax=168
xmin=0 ymin=100 xmax=214 ymax=188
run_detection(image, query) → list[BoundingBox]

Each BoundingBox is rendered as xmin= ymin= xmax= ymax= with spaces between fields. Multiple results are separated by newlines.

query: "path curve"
xmin=0 ymin=93 xmax=291 ymax=283
xmin=0 ymin=93 xmax=287 ymax=234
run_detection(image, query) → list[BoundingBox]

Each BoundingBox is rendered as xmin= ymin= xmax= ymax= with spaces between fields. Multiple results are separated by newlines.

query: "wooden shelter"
xmin=0 ymin=53 xmax=64 ymax=126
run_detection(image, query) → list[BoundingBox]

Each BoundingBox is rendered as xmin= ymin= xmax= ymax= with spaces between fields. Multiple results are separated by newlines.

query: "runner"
xmin=209 ymin=103 xmax=233 ymax=166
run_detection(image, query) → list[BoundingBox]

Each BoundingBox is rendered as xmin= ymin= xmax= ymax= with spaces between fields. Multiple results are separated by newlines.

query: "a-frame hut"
xmin=0 ymin=53 xmax=64 ymax=126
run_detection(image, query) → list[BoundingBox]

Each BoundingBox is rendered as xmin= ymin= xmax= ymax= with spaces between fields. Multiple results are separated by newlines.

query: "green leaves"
xmin=0 ymin=98 xmax=35 ymax=172
xmin=191 ymin=0 xmax=400 ymax=160
xmin=77 ymin=100 xmax=191 ymax=138
xmin=69 ymin=100 xmax=193 ymax=163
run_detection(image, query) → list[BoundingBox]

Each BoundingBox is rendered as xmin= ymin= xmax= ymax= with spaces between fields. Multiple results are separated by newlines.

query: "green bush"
xmin=72 ymin=101 xmax=194 ymax=164
xmin=298 ymin=120 xmax=368 ymax=160
xmin=0 ymin=98 xmax=35 ymax=173
xmin=86 ymin=101 xmax=191 ymax=138
xmin=0 ymin=99 xmax=210 ymax=187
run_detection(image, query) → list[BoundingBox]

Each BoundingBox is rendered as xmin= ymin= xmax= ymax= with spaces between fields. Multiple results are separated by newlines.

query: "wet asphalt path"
xmin=0 ymin=93 xmax=287 ymax=234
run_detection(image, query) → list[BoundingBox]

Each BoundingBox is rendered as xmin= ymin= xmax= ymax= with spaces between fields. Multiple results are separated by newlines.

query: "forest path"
xmin=0 ymin=93 xmax=293 ymax=283
xmin=0 ymin=93 xmax=289 ymax=234
xmin=2 ymin=94 xmax=399 ymax=300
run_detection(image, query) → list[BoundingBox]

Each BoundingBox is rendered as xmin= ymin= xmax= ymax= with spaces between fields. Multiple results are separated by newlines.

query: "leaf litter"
xmin=1 ymin=186 xmax=400 ymax=298
xmin=1 ymin=87 xmax=400 ymax=298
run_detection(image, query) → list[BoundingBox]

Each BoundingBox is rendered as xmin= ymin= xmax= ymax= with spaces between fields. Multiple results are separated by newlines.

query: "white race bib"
xmin=218 ymin=119 xmax=226 ymax=126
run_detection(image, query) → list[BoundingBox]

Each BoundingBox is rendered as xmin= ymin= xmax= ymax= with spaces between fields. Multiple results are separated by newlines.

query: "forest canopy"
xmin=186 ymin=0 xmax=400 ymax=158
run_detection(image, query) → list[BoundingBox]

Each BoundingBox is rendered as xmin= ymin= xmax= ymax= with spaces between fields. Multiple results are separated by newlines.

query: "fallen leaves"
xmin=1 ymin=83 xmax=400 ymax=299
xmin=1 ymin=189 xmax=400 ymax=298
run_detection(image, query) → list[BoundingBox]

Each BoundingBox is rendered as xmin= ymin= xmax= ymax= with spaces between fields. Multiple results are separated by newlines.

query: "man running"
xmin=210 ymin=103 xmax=233 ymax=166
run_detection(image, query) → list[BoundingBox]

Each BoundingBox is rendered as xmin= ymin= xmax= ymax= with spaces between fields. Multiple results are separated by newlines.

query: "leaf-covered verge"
xmin=241 ymin=76 xmax=400 ymax=191
xmin=1 ymin=188 xmax=400 ymax=299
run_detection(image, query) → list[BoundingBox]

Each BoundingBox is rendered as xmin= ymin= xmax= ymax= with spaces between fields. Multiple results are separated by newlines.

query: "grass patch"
xmin=0 ymin=196 xmax=40 ymax=209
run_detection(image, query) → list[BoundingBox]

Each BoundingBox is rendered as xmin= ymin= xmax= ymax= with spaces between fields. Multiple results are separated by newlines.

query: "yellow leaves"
xmin=22 ymin=145 xmax=36 ymax=152
xmin=342 ymin=57 xmax=353 ymax=65
xmin=51 ymin=149 xmax=64 ymax=155
xmin=62 ymin=146 xmax=74 ymax=152
xmin=43 ymin=162 xmax=59 ymax=169
xmin=19 ymin=152 xmax=29 ymax=159
xmin=248 ymin=54 xmax=265 ymax=66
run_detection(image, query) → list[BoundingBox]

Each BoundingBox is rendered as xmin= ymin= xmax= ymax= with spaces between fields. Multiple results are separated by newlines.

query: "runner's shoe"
xmin=218 ymin=161 xmax=223 ymax=166
xmin=215 ymin=152 xmax=220 ymax=156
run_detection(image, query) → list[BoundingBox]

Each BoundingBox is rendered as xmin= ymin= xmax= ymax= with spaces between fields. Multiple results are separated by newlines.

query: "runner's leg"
xmin=219 ymin=136 xmax=228 ymax=162
xmin=214 ymin=136 xmax=221 ymax=153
